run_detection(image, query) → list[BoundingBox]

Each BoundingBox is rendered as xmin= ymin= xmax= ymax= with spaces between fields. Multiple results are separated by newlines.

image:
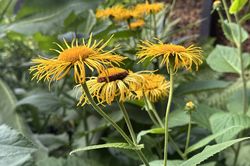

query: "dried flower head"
xmin=30 ymin=35 xmax=125 ymax=84
xmin=137 ymin=39 xmax=203 ymax=72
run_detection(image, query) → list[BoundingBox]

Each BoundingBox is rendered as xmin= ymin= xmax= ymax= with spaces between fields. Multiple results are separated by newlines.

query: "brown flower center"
xmin=97 ymin=68 xmax=129 ymax=83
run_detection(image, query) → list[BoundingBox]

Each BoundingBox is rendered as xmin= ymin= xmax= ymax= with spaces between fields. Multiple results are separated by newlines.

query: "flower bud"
xmin=185 ymin=101 xmax=196 ymax=113
xmin=213 ymin=0 xmax=221 ymax=10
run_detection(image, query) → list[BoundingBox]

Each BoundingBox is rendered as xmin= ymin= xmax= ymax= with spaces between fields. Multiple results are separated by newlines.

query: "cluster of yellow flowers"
xmin=96 ymin=1 xmax=164 ymax=29
xmin=30 ymin=34 xmax=202 ymax=106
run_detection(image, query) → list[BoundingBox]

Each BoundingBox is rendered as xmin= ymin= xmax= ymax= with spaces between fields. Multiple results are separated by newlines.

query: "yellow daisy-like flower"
xmin=129 ymin=74 xmax=169 ymax=102
xmin=134 ymin=1 xmax=164 ymax=16
xmin=78 ymin=67 xmax=144 ymax=105
xmin=129 ymin=19 xmax=145 ymax=29
xmin=137 ymin=40 xmax=203 ymax=72
xmin=96 ymin=5 xmax=132 ymax=21
xmin=30 ymin=35 xmax=126 ymax=84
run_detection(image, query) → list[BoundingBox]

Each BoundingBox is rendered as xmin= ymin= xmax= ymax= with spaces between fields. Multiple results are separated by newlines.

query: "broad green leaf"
xmin=192 ymin=104 xmax=223 ymax=129
xmin=36 ymin=156 xmax=102 ymax=166
xmin=141 ymin=160 xmax=183 ymax=166
xmin=224 ymin=141 xmax=250 ymax=166
xmin=180 ymin=137 xmax=250 ymax=166
xmin=16 ymin=92 xmax=61 ymax=112
xmin=175 ymin=80 xmax=230 ymax=96
xmin=186 ymin=126 xmax=243 ymax=154
xmin=229 ymin=0 xmax=248 ymax=14
xmin=0 ymin=124 xmax=37 ymax=166
xmin=222 ymin=21 xmax=249 ymax=44
xmin=70 ymin=143 xmax=144 ymax=155
xmin=137 ymin=128 xmax=164 ymax=143
xmin=207 ymin=45 xmax=250 ymax=73
xmin=1 ymin=1 xmax=99 ymax=35
xmin=210 ymin=112 xmax=250 ymax=143
xmin=168 ymin=109 xmax=189 ymax=128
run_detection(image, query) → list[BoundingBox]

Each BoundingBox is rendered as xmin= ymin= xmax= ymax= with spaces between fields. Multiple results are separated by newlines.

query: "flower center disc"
xmin=58 ymin=46 xmax=96 ymax=63
xmin=97 ymin=68 xmax=129 ymax=83
xmin=163 ymin=44 xmax=186 ymax=53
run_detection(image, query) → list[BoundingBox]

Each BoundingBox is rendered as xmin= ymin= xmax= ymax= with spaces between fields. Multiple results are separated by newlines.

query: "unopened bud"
xmin=213 ymin=0 xmax=221 ymax=10
xmin=185 ymin=101 xmax=196 ymax=113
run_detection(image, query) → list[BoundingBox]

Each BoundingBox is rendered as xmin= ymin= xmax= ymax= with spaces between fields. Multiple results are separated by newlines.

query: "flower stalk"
xmin=163 ymin=66 xmax=174 ymax=166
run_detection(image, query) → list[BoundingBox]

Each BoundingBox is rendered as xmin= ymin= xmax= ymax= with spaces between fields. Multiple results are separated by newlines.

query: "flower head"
xmin=137 ymin=40 xmax=203 ymax=72
xmin=77 ymin=67 xmax=144 ymax=105
xmin=134 ymin=1 xmax=164 ymax=16
xmin=129 ymin=19 xmax=145 ymax=29
xmin=96 ymin=5 xmax=133 ymax=21
xmin=185 ymin=101 xmax=196 ymax=112
xmin=129 ymin=74 xmax=169 ymax=102
xmin=30 ymin=35 xmax=125 ymax=84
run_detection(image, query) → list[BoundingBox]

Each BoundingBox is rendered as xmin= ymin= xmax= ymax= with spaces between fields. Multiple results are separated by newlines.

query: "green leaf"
xmin=137 ymin=128 xmax=165 ymax=143
xmin=69 ymin=143 xmax=144 ymax=155
xmin=16 ymin=92 xmax=61 ymax=112
xmin=36 ymin=156 xmax=103 ymax=166
xmin=210 ymin=112 xmax=250 ymax=143
xmin=207 ymin=45 xmax=250 ymax=73
xmin=222 ymin=21 xmax=249 ymax=44
xmin=186 ymin=126 xmax=243 ymax=154
xmin=168 ymin=109 xmax=189 ymax=128
xmin=1 ymin=0 xmax=99 ymax=35
xmin=0 ymin=124 xmax=37 ymax=166
xmin=180 ymin=137 xmax=250 ymax=166
xmin=175 ymin=80 xmax=230 ymax=96
xmin=141 ymin=160 xmax=183 ymax=166
xmin=192 ymin=104 xmax=223 ymax=129
xmin=229 ymin=0 xmax=248 ymax=14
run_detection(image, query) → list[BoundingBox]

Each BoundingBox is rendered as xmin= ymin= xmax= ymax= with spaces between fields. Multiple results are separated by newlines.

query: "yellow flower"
xmin=30 ymin=35 xmax=126 ymax=84
xmin=134 ymin=1 xmax=164 ymax=16
xmin=129 ymin=74 xmax=169 ymax=102
xmin=137 ymin=40 xmax=203 ymax=72
xmin=185 ymin=101 xmax=196 ymax=112
xmin=129 ymin=19 xmax=145 ymax=29
xmin=77 ymin=67 xmax=144 ymax=105
xmin=96 ymin=5 xmax=133 ymax=21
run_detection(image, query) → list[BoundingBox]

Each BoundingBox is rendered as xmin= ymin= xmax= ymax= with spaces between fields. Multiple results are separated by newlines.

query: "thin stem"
xmin=148 ymin=99 xmax=164 ymax=128
xmin=152 ymin=14 xmax=157 ymax=38
xmin=82 ymin=83 xmax=149 ymax=166
xmin=233 ymin=13 xmax=248 ymax=166
xmin=117 ymin=100 xmax=137 ymax=144
xmin=81 ymin=83 xmax=133 ymax=144
xmin=0 ymin=0 xmax=12 ymax=21
xmin=221 ymin=0 xmax=232 ymax=22
xmin=143 ymin=94 xmax=160 ymax=126
xmin=163 ymin=67 xmax=174 ymax=166
xmin=117 ymin=100 xmax=150 ymax=166
xmin=184 ymin=113 xmax=192 ymax=157
xmin=169 ymin=135 xmax=186 ymax=160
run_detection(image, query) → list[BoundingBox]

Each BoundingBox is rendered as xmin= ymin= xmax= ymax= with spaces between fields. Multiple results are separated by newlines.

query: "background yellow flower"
xmin=137 ymin=40 xmax=203 ymax=72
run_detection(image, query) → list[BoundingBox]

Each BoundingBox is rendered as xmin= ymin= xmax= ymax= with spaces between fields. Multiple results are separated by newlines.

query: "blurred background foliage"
xmin=1 ymin=0 xmax=250 ymax=166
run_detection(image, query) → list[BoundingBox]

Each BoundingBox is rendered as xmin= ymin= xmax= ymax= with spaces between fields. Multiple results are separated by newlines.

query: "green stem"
xmin=221 ymin=0 xmax=232 ymax=22
xmin=117 ymin=100 xmax=150 ymax=166
xmin=152 ymin=14 xmax=157 ymax=38
xmin=0 ymin=0 xmax=12 ymax=21
xmin=233 ymin=13 xmax=248 ymax=166
xmin=82 ymin=83 xmax=149 ymax=166
xmin=169 ymin=135 xmax=186 ymax=160
xmin=148 ymin=99 xmax=164 ymax=128
xmin=143 ymin=94 xmax=160 ymax=126
xmin=184 ymin=113 xmax=192 ymax=157
xmin=163 ymin=67 xmax=174 ymax=166
xmin=81 ymin=83 xmax=133 ymax=144
xmin=117 ymin=100 xmax=137 ymax=144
